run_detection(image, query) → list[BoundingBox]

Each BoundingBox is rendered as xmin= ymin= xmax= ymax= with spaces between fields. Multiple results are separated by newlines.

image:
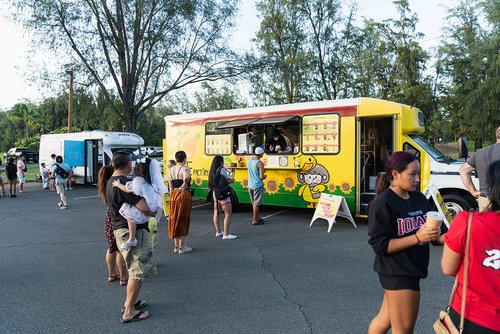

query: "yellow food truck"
xmin=163 ymin=98 xmax=476 ymax=217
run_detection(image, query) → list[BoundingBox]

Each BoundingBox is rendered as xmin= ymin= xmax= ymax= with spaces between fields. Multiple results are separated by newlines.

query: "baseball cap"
xmin=255 ymin=147 xmax=265 ymax=155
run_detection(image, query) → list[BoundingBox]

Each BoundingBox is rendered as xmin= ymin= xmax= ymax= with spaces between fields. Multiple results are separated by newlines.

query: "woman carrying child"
xmin=112 ymin=157 xmax=167 ymax=250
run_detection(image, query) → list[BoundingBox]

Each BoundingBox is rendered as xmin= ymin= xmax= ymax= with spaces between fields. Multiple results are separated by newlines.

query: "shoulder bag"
xmin=433 ymin=210 xmax=473 ymax=334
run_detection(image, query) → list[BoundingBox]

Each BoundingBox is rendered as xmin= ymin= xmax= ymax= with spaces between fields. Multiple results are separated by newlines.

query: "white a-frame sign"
xmin=310 ymin=193 xmax=357 ymax=233
xmin=423 ymin=182 xmax=452 ymax=228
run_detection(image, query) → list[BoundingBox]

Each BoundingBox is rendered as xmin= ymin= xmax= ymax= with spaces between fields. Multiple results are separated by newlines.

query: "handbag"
xmin=433 ymin=210 xmax=473 ymax=334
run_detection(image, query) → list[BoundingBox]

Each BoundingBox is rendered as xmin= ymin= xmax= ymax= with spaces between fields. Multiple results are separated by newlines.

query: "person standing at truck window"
xmin=16 ymin=154 xmax=26 ymax=193
xmin=459 ymin=126 xmax=500 ymax=211
xmin=247 ymin=147 xmax=267 ymax=225
xmin=367 ymin=151 xmax=447 ymax=334
xmin=208 ymin=155 xmax=237 ymax=240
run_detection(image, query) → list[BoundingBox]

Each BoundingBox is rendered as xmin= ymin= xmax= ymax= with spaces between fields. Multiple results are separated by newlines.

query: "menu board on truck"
xmin=302 ymin=114 xmax=340 ymax=154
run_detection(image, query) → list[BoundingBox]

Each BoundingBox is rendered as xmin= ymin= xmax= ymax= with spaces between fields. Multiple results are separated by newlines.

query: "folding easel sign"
xmin=310 ymin=193 xmax=357 ymax=233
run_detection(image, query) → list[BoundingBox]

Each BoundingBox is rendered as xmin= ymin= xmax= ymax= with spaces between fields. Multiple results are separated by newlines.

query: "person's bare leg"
xmin=368 ymin=292 xmax=391 ymax=334
xmin=252 ymin=204 xmax=259 ymax=223
xmin=178 ymin=237 xmax=184 ymax=249
xmin=10 ymin=180 xmax=16 ymax=196
xmin=106 ymin=249 xmax=118 ymax=278
xmin=128 ymin=220 xmax=136 ymax=243
xmin=116 ymin=252 xmax=127 ymax=280
xmin=122 ymin=280 xmax=149 ymax=320
xmin=222 ymin=202 xmax=232 ymax=235
xmin=213 ymin=204 xmax=221 ymax=234
xmin=19 ymin=182 xmax=24 ymax=192
xmin=60 ymin=192 xmax=67 ymax=206
xmin=386 ymin=290 xmax=420 ymax=334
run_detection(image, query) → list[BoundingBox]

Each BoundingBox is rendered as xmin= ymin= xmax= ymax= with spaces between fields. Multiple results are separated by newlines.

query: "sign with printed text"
xmin=310 ymin=193 xmax=357 ymax=233
xmin=423 ymin=182 xmax=452 ymax=227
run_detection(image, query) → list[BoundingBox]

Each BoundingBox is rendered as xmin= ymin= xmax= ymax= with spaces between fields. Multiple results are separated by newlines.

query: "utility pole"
xmin=66 ymin=70 xmax=74 ymax=133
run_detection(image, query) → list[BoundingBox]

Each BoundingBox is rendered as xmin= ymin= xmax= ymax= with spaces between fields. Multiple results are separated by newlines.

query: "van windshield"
xmin=410 ymin=136 xmax=456 ymax=163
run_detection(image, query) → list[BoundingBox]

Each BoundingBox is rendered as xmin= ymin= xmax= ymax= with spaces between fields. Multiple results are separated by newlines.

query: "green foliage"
xmin=436 ymin=0 xmax=500 ymax=142
xmin=12 ymin=0 xmax=248 ymax=132
xmin=15 ymin=135 xmax=41 ymax=151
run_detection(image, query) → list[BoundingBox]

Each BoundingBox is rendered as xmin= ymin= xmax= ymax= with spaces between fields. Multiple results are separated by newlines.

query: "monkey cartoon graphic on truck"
xmin=297 ymin=156 xmax=330 ymax=208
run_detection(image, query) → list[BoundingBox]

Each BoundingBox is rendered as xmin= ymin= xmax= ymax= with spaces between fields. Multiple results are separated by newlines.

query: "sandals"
xmin=120 ymin=278 xmax=128 ymax=286
xmin=120 ymin=310 xmax=150 ymax=323
xmin=252 ymin=218 xmax=265 ymax=225
xmin=108 ymin=275 xmax=119 ymax=283
xmin=121 ymin=300 xmax=147 ymax=313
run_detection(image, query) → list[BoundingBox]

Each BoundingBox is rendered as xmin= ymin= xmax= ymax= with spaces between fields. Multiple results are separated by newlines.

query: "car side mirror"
xmin=458 ymin=137 xmax=468 ymax=159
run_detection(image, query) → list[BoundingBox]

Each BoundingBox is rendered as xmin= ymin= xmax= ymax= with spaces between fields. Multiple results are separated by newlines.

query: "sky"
xmin=0 ymin=0 xmax=458 ymax=111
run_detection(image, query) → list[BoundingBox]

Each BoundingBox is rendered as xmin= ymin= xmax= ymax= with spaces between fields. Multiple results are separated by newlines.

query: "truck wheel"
xmin=442 ymin=194 xmax=473 ymax=218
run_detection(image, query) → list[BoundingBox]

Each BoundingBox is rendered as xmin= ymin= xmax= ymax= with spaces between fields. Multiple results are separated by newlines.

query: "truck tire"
xmin=442 ymin=194 xmax=474 ymax=218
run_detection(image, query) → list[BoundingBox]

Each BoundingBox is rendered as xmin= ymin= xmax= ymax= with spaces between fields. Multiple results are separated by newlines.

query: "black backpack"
xmin=213 ymin=167 xmax=231 ymax=200
xmin=55 ymin=163 xmax=69 ymax=179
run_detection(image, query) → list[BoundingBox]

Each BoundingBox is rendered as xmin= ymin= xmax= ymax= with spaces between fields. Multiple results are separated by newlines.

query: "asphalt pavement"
xmin=0 ymin=183 xmax=455 ymax=334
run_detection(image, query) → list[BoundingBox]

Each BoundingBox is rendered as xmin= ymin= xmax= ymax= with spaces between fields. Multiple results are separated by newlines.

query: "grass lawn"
xmin=0 ymin=163 xmax=41 ymax=183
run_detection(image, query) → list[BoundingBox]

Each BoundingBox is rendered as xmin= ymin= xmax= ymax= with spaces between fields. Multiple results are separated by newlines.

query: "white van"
xmin=39 ymin=131 xmax=144 ymax=184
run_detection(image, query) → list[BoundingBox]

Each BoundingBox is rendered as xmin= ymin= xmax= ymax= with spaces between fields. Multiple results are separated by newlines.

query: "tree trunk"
xmin=125 ymin=104 xmax=138 ymax=133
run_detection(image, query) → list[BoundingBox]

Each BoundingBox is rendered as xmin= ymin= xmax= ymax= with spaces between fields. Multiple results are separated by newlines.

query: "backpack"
xmin=54 ymin=163 xmax=69 ymax=179
xmin=213 ymin=167 xmax=231 ymax=200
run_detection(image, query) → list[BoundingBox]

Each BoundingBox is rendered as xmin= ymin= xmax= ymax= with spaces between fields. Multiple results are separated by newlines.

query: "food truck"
xmin=39 ymin=131 xmax=144 ymax=184
xmin=163 ymin=98 xmax=477 ymax=217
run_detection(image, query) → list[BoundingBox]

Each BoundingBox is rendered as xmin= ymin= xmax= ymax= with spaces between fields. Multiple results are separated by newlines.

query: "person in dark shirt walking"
xmin=367 ymin=151 xmax=447 ymax=334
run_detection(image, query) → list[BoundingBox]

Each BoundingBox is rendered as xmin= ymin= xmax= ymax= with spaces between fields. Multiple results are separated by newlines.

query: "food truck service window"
xmin=205 ymin=121 xmax=232 ymax=156
xmin=253 ymin=115 xmax=300 ymax=155
xmin=302 ymin=114 xmax=340 ymax=154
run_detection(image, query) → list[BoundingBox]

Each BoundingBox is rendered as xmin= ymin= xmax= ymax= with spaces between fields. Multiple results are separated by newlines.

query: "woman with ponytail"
xmin=368 ymin=151 xmax=447 ymax=334
xmin=97 ymin=164 xmax=127 ymax=285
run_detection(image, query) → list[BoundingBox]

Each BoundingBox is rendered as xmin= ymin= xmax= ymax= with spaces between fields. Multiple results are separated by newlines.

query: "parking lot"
xmin=0 ymin=183 xmax=454 ymax=333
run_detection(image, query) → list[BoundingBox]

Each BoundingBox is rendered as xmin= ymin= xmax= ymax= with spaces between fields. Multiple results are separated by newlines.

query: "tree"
xmin=437 ymin=0 xmax=500 ymax=141
xmin=11 ymin=0 xmax=247 ymax=132
xmin=253 ymin=0 xmax=312 ymax=104
xmin=7 ymin=102 xmax=42 ymax=138
xmin=298 ymin=0 xmax=358 ymax=100
xmin=191 ymin=82 xmax=247 ymax=113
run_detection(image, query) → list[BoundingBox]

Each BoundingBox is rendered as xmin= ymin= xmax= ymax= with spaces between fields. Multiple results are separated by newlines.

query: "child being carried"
xmin=113 ymin=157 xmax=167 ymax=250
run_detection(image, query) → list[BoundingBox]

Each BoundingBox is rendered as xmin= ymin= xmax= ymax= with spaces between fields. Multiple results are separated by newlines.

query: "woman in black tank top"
xmin=167 ymin=151 xmax=193 ymax=254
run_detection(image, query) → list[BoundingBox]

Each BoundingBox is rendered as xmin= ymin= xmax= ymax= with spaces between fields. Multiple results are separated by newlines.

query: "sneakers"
xmin=222 ymin=234 xmax=238 ymax=240
xmin=178 ymin=246 xmax=192 ymax=254
xmin=121 ymin=238 xmax=138 ymax=250
xmin=60 ymin=205 xmax=68 ymax=210
xmin=173 ymin=247 xmax=178 ymax=253
xmin=215 ymin=232 xmax=224 ymax=237
xmin=57 ymin=202 xmax=63 ymax=207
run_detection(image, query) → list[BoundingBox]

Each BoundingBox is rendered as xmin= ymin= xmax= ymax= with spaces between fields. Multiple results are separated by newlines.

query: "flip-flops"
xmin=121 ymin=300 xmax=147 ymax=313
xmin=120 ymin=310 xmax=150 ymax=323
xmin=107 ymin=275 xmax=119 ymax=283
xmin=252 ymin=218 xmax=264 ymax=225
